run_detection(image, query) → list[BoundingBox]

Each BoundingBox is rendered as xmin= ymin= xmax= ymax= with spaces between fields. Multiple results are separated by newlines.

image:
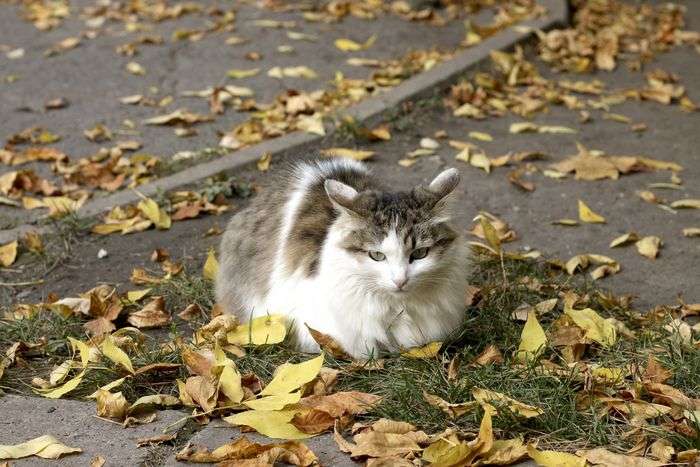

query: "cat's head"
xmin=324 ymin=168 xmax=461 ymax=294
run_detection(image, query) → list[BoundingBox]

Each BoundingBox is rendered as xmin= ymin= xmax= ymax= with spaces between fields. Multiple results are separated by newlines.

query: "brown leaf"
xmin=305 ymin=325 xmax=351 ymax=359
xmin=423 ymin=391 xmax=478 ymax=419
xmin=136 ymin=433 xmax=176 ymax=447
xmin=291 ymin=409 xmax=335 ymax=434
xmin=127 ymin=296 xmax=171 ymax=329
xmin=643 ymin=356 xmax=672 ymax=384
xmin=470 ymin=345 xmax=504 ymax=366
xmin=298 ymin=391 xmax=381 ymax=418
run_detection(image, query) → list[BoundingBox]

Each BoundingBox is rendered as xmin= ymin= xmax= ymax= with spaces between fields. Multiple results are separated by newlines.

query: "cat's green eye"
xmin=368 ymin=251 xmax=386 ymax=261
xmin=410 ymin=247 xmax=429 ymax=262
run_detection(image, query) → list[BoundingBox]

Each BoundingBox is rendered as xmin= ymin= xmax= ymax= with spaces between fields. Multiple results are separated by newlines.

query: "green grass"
xmin=1 ymin=251 xmax=697 ymax=454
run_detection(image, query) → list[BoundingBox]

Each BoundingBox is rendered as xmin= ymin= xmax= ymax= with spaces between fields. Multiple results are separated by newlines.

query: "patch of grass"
xmin=152 ymin=273 xmax=216 ymax=323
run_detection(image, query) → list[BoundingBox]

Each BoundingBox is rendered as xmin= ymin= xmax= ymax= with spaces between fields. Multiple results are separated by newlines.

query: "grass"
xmin=1 ymin=251 xmax=697 ymax=454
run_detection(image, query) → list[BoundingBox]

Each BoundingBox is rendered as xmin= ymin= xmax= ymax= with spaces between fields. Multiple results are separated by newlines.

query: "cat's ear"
xmin=324 ymin=179 xmax=359 ymax=212
xmin=428 ymin=168 xmax=460 ymax=200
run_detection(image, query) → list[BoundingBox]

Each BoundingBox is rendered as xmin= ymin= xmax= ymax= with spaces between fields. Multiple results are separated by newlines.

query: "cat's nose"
xmin=392 ymin=276 xmax=408 ymax=290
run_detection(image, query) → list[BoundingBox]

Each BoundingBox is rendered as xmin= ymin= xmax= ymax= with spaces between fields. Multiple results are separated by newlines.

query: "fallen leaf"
xmin=203 ymin=248 xmax=219 ymax=281
xmin=305 ymin=325 xmax=350 ymax=359
xmin=564 ymin=306 xmax=617 ymax=348
xmin=527 ymin=445 xmax=586 ymax=467
xmin=101 ymin=335 xmax=135 ymax=374
xmin=635 ymin=236 xmax=662 ymax=259
xmin=470 ymin=345 xmax=504 ymax=366
xmin=472 ymin=388 xmax=543 ymax=418
xmin=224 ymin=410 xmax=313 ymax=440
xmin=297 ymin=391 xmax=381 ymax=417
xmin=0 ymin=435 xmax=81 ymax=460
xmin=321 ymin=148 xmax=375 ymax=161
xmin=227 ymin=315 xmax=287 ymax=346
xmin=291 ymin=409 xmax=336 ymax=434
xmin=0 ymin=241 xmax=18 ymax=267
xmin=423 ymin=391 xmax=478 ymax=418
xmin=136 ymin=433 xmax=176 ymax=447
xmin=137 ymin=198 xmax=171 ymax=230
xmin=260 ymin=354 xmax=324 ymax=396
xmin=516 ymin=311 xmax=547 ymax=362
xmin=479 ymin=438 xmax=528 ymax=465
xmin=401 ymin=341 xmax=442 ymax=358
xmin=578 ymin=200 xmax=606 ymax=223
xmin=610 ymin=232 xmax=639 ymax=247
xmin=227 ymin=68 xmax=260 ymax=79
xmin=683 ymin=227 xmax=700 ymax=237
xmin=670 ymin=198 xmax=700 ymax=209
xmin=577 ymin=448 xmax=663 ymax=467
xmin=335 ymin=35 xmax=376 ymax=52
xmin=96 ymin=390 xmax=129 ymax=419
xmin=127 ymin=296 xmax=171 ymax=329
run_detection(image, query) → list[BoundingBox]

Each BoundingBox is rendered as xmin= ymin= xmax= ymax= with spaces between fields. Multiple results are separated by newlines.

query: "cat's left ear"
xmin=324 ymin=179 xmax=359 ymax=212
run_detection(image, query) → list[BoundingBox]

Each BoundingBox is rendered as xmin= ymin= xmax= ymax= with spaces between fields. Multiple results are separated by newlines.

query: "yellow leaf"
xmin=480 ymin=438 xmax=528 ymax=465
xmin=227 ymin=315 xmax=287 ymax=346
xmin=527 ymin=445 xmax=586 ymax=467
xmin=257 ymin=152 xmax=271 ymax=172
xmin=296 ymin=114 xmax=325 ymax=136
xmin=127 ymin=394 xmax=180 ymax=414
xmin=422 ymin=435 xmax=472 ymax=465
xmin=260 ymin=354 xmax=324 ymax=396
xmin=96 ymin=390 xmax=129 ymax=419
xmin=224 ymin=409 xmax=312 ymax=439
xmin=635 ymin=236 xmax=662 ymax=259
xmin=0 ymin=240 xmax=18 ymax=267
xmin=321 ymin=147 xmax=375 ymax=161
xmin=538 ymin=125 xmax=577 ymax=134
xmin=470 ymin=152 xmax=492 ymax=173
xmin=422 ymin=391 xmax=478 ymax=419
xmin=510 ymin=122 xmax=538 ymax=133
xmin=472 ymin=388 xmax=543 ymax=418
xmin=552 ymin=219 xmax=579 ymax=226
xmin=243 ymin=391 xmax=302 ymax=410
xmin=227 ymin=68 xmax=260 ymax=79
xmin=564 ymin=307 xmax=617 ymax=348
xmin=670 ymin=198 xmax=700 ymax=209
xmin=0 ymin=435 xmax=81 ymax=460
xmin=469 ymin=131 xmax=493 ymax=142
xmin=101 ymin=335 xmax=135 ymax=374
xmin=578 ymin=200 xmax=606 ymax=223
xmin=334 ymin=34 xmax=376 ymax=52
xmin=577 ymin=447 xmax=664 ymax=467
xmin=401 ymin=341 xmax=442 ymax=358
xmin=203 ymin=248 xmax=219 ymax=280
xmin=516 ymin=311 xmax=547 ymax=363
xmin=610 ymin=232 xmax=639 ymax=248
xmin=126 ymin=288 xmax=151 ymax=304
xmin=218 ymin=364 xmax=244 ymax=404
xmin=49 ymin=360 xmax=73 ymax=386
xmin=34 ymin=370 xmax=86 ymax=399
xmin=479 ymin=218 xmax=501 ymax=253
xmin=137 ymin=197 xmax=171 ymax=230
xmin=87 ymin=377 xmax=127 ymax=399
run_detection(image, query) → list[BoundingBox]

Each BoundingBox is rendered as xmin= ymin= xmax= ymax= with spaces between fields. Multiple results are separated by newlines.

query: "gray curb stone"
xmin=0 ymin=0 xmax=568 ymax=244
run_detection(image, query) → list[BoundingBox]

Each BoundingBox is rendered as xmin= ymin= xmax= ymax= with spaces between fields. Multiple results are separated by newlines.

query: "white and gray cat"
xmin=216 ymin=159 xmax=469 ymax=358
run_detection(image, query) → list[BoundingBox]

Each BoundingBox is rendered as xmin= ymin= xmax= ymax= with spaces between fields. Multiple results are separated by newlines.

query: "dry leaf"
xmin=516 ymin=311 xmax=547 ymax=362
xmin=578 ymin=200 xmax=606 ymax=223
xmin=0 ymin=241 xmax=18 ymax=267
xmin=423 ymin=391 xmax=478 ymax=418
xmin=0 ymin=435 xmax=81 ymax=460
xmin=203 ymin=248 xmax=219 ymax=280
xmin=527 ymin=445 xmax=586 ymax=467
xmin=321 ymin=148 xmax=375 ymax=161
xmin=227 ymin=315 xmax=287 ymax=345
xmin=127 ymin=296 xmax=171 ymax=329
xmin=635 ymin=236 xmax=662 ymax=259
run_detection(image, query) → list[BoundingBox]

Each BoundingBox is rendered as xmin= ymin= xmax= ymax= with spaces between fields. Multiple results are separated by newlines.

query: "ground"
xmin=0 ymin=0 xmax=699 ymax=466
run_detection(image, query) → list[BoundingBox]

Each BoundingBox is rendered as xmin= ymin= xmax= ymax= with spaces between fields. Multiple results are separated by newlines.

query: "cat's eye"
xmin=368 ymin=251 xmax=386 ymax=261
xmin=410 ymin=247 xmax=429 ymax=262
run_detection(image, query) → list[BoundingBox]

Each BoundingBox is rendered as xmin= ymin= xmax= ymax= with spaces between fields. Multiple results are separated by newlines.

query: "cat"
xmin=216 ymin=158 xmax=469 ymax=358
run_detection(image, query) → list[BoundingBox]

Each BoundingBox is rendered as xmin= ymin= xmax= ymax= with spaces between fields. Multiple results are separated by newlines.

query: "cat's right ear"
xmin=324 ymin=179 xmax=358 ymax=212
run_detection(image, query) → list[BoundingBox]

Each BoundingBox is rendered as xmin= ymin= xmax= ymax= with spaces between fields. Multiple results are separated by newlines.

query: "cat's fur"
xmin=216 ymin=159 xmax=469 ymax=358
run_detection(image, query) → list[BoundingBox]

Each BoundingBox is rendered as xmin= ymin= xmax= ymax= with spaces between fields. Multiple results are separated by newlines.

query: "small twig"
xmin=0 ymin=279 xmax=44 ymax=287
xmin=499 ymin=250 xmax=508 ymax=287
xmin=93 ymin=415 xmax=124 ymax=426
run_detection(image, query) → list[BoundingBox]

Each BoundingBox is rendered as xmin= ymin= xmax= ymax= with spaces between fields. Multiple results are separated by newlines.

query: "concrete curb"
xmin=0 ymin=0 xmax=568 ymax=244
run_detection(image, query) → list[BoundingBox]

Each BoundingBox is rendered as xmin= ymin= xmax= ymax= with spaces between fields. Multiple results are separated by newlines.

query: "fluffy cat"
xmin=216 ymin=159 xmax=469 ymax=358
